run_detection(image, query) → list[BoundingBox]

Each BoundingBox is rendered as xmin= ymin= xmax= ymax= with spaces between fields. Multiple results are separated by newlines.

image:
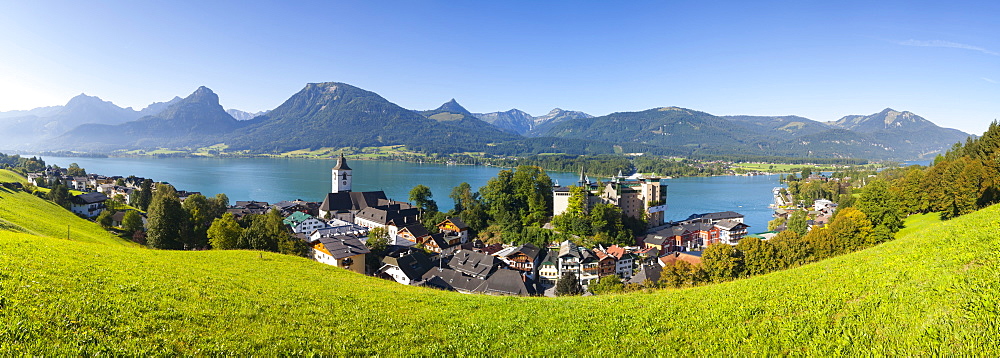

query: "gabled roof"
xmin=687 ymin=211 xmax=744 ymax=221
xmin=644 ymin=235 xmax=668 ymax=247
xmin=715 ymin=219 xmax=749 ymax=231
xmin=438 ymin=217 xmax=469 ymax=230
xmin=70 ymin=192 xmax=107 ymax=205
xmin=282 ymin=211 xmax=314 ymax=226
xmin=659 ymin=252 xmax=703 ymax=266
xmin=558 ymin=240 xmax=581 ymax=260
xmin=400 ymin=224 xmax=430 ymax=238
xmin=606 ymin=245 xmax=630 ymax=260
xmin=507 ymin=242 xmax=542 ymax=261
xmin=422 ymin=267 xmax=485 ymax=293
xmin=381 ymin=251 xmax=432 ymax=281
xmin=629 ymin=263 xmax=662 ymax=285
xmin=316 ymin=235 xmax=370 ymax=260
xmin=450 ymin=250 xmax=503 ymax=278
xmin=354 ymin=205 xmax=420 ymax=226
xmin=479 ymin=269 xmax=534 ymax=296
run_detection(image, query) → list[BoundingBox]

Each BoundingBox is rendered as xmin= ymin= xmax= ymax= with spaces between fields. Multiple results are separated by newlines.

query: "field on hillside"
xmin=3 ymin=201 xmax=1000 ymax=354
xmin=0 ymin=170 xmax=130 ymax=246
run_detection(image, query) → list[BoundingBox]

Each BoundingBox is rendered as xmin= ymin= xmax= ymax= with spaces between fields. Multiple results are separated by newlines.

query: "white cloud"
xmin=984 ymin=77 xmax=998 ymax=84
xmin=900 ymin=39 xmax=999 ymax=56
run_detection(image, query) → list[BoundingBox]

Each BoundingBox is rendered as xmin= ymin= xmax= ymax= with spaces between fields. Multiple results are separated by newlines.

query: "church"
xmin=318 ymin=154 xmax=419 ymax=230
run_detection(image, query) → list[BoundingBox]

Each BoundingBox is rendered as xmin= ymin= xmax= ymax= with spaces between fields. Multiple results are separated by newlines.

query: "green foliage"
xmin=409 ymin=184 xmax=438 ymax=213
xmin=854 ymin=179 xmax=904 ymax=244
xmin=701 ymin=243 xmax=743 ymax=282
xmin=365 ymin=226 xmax=390 ymax=274
xmin=146 ymin=184 xmax=190 ymax=250
xmin=238 ymin=211 xmax=287 ymax=252
xmin=735 ymin=237 xmax=778 ymax=276
xmin=45 ymin=184 xmax=71 ymax=210
xmin=207 ymin=213 xmax=241 ymax=250
xmin=121 ymin=211 xmax=144 ymax=236
xmin=659 ymin=260 xmax=705 ymax=289
xmin=129 ymin=179 xmax=153 ymax=211
xmin=479 ymin=165 xmax=552 ymax=232
xmin=588 ymin=275 xmax=624 ymax=295
xmin=786 ymin=210 xmax=808 ymax=237
xmin=96 ymin=210 xmax=113 ymax=229
xmin=66 ymin=163 xmax=86 ymax=176
xmin=555 ymin=272 xmax=583 ymax=296
xmin=769 ymin=230 xmax=810 ymax=268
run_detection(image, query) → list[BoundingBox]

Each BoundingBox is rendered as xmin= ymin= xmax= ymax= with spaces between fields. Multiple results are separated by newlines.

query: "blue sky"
xmin=0 ymin=1 xmax=997 ymax=134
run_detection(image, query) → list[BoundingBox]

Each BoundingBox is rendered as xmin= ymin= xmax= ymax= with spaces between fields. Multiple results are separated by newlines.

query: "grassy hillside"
xmin=2 ymin=202 xmax=1000 ymax=354
xmin=0 ymin=170 xmax=130 ymax=246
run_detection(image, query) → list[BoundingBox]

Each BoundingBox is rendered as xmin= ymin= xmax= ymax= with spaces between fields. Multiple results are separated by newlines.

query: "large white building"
xmin=553 ymin=169 xmax=668 ymax=228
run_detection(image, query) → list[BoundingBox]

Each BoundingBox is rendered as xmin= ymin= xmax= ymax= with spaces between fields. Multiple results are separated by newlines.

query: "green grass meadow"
xmin=1 ymin=168 xmax=999 ymax=354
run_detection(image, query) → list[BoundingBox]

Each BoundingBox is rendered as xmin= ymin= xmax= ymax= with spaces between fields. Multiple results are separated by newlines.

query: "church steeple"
xmin=332 ymin=153 xmax=353 ymax=193
xmin=578 ymin=165 xmax=589 ymax=186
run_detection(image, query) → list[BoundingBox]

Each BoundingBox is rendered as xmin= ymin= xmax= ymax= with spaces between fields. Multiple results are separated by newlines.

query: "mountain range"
xmin=1 ymin=82 xmax=974 ymax=160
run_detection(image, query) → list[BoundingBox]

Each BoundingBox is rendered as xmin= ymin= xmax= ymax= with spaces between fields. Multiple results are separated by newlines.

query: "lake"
xmin=42 ymin=156 xmax=781 ymax=232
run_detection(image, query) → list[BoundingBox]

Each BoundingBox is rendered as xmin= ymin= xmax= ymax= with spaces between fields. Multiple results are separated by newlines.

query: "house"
xmin=310 ymin=235 xmax=370 ymax=274
xmin=309 ymin=219 xmax=369 ymax=242
xmin=437 ymin=217 xmax=470 ymax=244
xmin=494 ymin=243 xmax=547 ymax=280
xmin=69 ymin=192 xmax=108 ymax=218
xmin=538 ymin=249 xmax=560 ymax=284
xmin=606 ymin=245 xmax=637 ymax=279
xmin=378 ymin=250 xmax=433 ymax=285
xmin=353 ymin=204 xmax=421 ymax=241
xmin=555 ymin=240 xmax=600 ymax=286
xmin=449 ymin=249 xmax=505 ymax=279
xmin=282 ymin=211 xmax=329 ymax=234
xmin=593 ymin=246 xmax=618 ymax=278
xmin=715 ymin=219 xmax=750 ymax=245
xmin=421 ymin=262 xmax=536 ymax=296
xmin=685 ymin=211 xmax=745 ymax=224
xmin=228 ymin=201 xmax=270 ymax=217
xmin=109 ymin=210 xmax=146 ymax=228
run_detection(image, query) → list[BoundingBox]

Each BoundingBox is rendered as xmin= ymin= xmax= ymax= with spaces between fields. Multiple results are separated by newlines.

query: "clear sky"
xmin=0 ymin=1 xmax=997 ymax=134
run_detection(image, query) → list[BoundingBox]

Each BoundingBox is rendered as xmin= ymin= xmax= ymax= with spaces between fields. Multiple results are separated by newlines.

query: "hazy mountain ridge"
xmin=226 ymin=109 xmax=268 ymax=121
xmin=474 ymin=107 xmax=594 ymax=135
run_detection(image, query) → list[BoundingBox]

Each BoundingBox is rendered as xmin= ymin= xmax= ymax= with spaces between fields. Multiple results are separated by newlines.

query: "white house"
xmin=69 ymin=192 xmax=108 ymax=218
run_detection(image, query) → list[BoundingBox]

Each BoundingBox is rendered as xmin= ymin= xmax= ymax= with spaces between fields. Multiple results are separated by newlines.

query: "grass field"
xmin=0 ymin=170 xmax=130 ymax=246
xmin=2 ymin=187 xmax=1000 ymax=354
xmin=732 ymin=163 xmax=842 ymax=172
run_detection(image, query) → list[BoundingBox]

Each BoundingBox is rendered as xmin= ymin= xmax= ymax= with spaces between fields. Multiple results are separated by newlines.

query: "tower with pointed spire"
xmin=332 ymin=153 xmax=352 ymax=193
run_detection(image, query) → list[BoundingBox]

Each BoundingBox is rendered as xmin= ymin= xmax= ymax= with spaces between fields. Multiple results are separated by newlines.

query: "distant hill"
xmin=0 ymin=94 xmax=143 ymax=148
xmin=53 ymin=87 xmax=240 ymax=150
xmin=827 ymin=108 xmax=971 ymax=158
xmin=226 ymin=109 xmax=268 ymax=121
xmin=475 ymin=108 xmax=594 ymax=136
xmin=527 ymin=108 xmax=594 ymax=137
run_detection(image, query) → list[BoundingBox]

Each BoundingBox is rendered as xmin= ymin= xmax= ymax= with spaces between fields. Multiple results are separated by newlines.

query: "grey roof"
xmin=381 ymin=251 xmax=432 ymax=281
xmin=644 ymin=235 xmax=668 ymax=246
xmin=319 ymin=191 xmax=387 ymax=212
xmin=715 ymin=219 xmax=749 ymax=231
xmin=443 ymin=217 xmax=468 ymax=230
xmin=558 ymin=240 xmax=581 ymax=260
xmin=354 ymin=205 xmax=420 ymax=226
xmin=422 ymin=267 xmax=485 ymax=293
xmin=449 ymin=250 xmax=503 ymax=279
xmin=479 ymin=269 xmax=535 ymax=296
xmin=629 ymin=263 xmax=662 ymax=285
xmin=687 ymin=211 xmax=744 ymax=221
xmin=333 ymin=154 xmax=352 ymax=170
xmin=400 ymin=224 xmax=430 ymax=238
xmin=317 ymin=235 xmax=370 ymax=260
xmin=508 ymin=242 xmax=542 ymax=261
xmin=70 ymin=192 xmax=107 ymax=205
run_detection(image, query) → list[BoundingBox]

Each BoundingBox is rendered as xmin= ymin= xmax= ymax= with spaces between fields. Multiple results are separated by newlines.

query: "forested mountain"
xmin=10 ymin=81 xmax=972 ymax=160
xmin=226 ymin=84 xmax=520 ymax=153
xmin=724 ymin=115 xmax=831 ymax=137
xmin=53 ymin=87 xmax=240 ymax=151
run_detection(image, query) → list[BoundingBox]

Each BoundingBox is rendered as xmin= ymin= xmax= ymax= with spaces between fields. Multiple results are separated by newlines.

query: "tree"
xmin=46 ymin=184 xmax=71 ymax=209
xmin=67 ymin=163 xmax=86 ymax=176
xmin=145 ymin=184 xmax=190 ymax=250
xmin=238 ymin=210 xmax=286 ymax=252
xmin=588 ymin=275 xmax=624 ymax=295
xmin=130 ymin=179 xmax=153 ymax=211
xmin=450 ymin=182 xmax=474 ymax=213
xmin=555 ymin=272 xmax=583 ymax=296
xmin=701 ymin=243 xmax=742 ymax=283
xmin=735 ymin=236 xmax=778 ymax=276
xmin=182 ymin=193 xmax=211 ymax=249
xmin=786 ymin=210 xmax=808 ymax=237
xmin=96 ymin=210 xmax=114 ymax=229
xmin=409 ymin=184 xmax=438 ymax=213
xmin=207 ymin=213 xmax=242 ymax=250
xmin=767 ymin=216 xmax=785 ymax=231
xmin=364 ymin=227 xmax=390 ymax=274
xmin=826 ymin=207 xmax=874 ymax=253
xmin=769 ymin=230 xmax=810 ymax=268
xmin=854 ymin=178 xmax=904 ymax=244
xmin=121 ymin=211 xmax=144 ymax=237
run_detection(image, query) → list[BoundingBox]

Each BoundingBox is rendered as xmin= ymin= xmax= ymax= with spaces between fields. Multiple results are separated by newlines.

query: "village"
xmin=20 ymin=155 xmax=842 ymax=297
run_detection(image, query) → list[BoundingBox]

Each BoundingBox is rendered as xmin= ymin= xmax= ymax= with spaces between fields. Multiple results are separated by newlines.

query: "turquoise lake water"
xmin=42 ymin=156 xmax=781 ymax=232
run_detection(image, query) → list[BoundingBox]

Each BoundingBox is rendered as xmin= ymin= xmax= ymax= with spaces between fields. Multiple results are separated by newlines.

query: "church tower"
xmin=332 ymin=153 xmax=352 ymax=193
